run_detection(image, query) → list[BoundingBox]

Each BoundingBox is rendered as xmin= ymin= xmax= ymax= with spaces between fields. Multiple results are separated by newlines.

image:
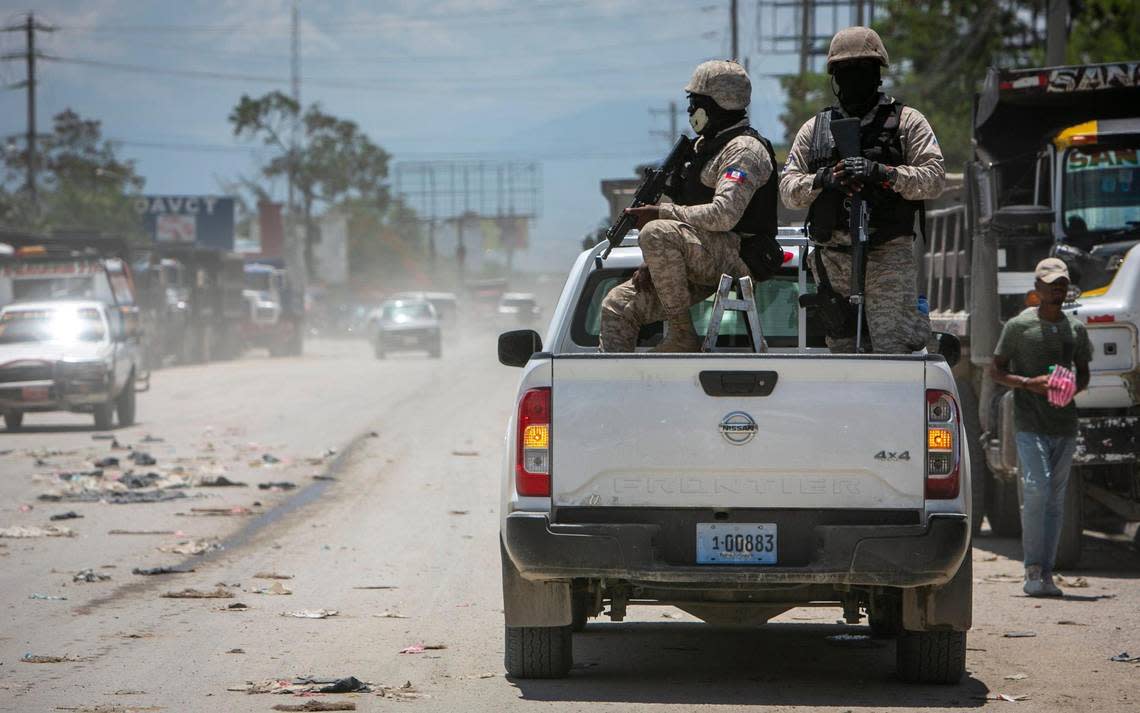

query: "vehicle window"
xmin=574 ymin=270 xmax=824 ymax=348
xmin=382 ymin=302 xmax=434 ymax=321
xmin=1063 ymin=146 xmax=1140 ymax=236
xmin=13 ymin=276 xmax=96 ymax=301
xmin=0 ymin=308 xmax=107 ymax=344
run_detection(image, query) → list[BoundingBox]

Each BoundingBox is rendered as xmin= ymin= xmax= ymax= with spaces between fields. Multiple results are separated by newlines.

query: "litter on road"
xmin=1004 ymin=631 xmax=1038 ymax=638
xmin=1004 ymin=673 xmax=1029 ymax=680
xmin=197 ymin=476 xmax=247 ymax=487
xmin=1110 ymin=652 xmax=1140 ymax=663
xmin=282 ymin=609 xmax=338 ymax=619
xmin=399 ymin=644 xmax=447 ymax=654
xmin=158 ymin=539 xmax=221 ymax=555
xmin=372 ymin=611 xmax=409 ymax=619
xmin=258 ymin=481 xmax=297 ymax=490
xmin=129 ymin=452 xmax=157 ymax=466
xmin=254 ymin=572 xmax=294 ymax=579
xmin=229 ymin=676 xmax=370 ymax=695
xmin=132 ymin=565 xmax=195 ymax=576
xmin=49 ymin=511 xmax=83 ymax=521
xmin=108 ymin=529 xmax=176 ymax=536
xmin=73 ymin=568 xmax=111 ymax=583
xmin=977 ymin=693 xmax=1031 ymax=702
xmin=0 ymin=525 xmax=77 ymax=538
xmin=183 ymin=506 xmax=253 ymax=516
xmin=21 ymin=653 xmax=78 ymax=663
xmin=29 ymin=593 xmax=68 ymax=600
xmin=273 ymin=703 xmax=356 ymax=712
xmin=248 ymin=581 xmax=292 ymax=595
xmin=161 ymin=587 xmax=234 ymax=599
xmin=352 ymin=585 xmax=398 ymax=590
xmin=1055 ymin=575 xmax=1090 ymax=588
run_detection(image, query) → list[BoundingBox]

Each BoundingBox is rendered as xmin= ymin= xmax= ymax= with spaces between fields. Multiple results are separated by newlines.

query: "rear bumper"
xmin=502 ymin=511 xmax=969 ymax=589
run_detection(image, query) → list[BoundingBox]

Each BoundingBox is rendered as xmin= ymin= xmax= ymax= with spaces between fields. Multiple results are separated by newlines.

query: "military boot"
xmin=653 ymin=313 xmax=702 ymax=353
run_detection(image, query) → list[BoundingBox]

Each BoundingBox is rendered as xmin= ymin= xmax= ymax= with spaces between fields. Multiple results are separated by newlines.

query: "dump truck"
xmin=923 ymin=61 xmax=1140 ymax=563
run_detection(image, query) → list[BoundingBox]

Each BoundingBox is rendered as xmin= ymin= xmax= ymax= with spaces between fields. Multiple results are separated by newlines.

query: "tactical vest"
xmin=671 ymin=126 xmax=778 ymax=240
xmin=806 ymin=100 xmax=921 ymax=244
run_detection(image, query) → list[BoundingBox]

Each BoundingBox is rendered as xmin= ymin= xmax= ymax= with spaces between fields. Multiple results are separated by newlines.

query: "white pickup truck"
xmin=497 ymin=230 xmax=972 ymax=684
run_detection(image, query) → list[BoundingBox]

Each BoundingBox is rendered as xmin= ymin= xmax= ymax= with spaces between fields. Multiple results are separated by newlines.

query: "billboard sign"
xmin=136 ymin=195 xmax=235 ymax=251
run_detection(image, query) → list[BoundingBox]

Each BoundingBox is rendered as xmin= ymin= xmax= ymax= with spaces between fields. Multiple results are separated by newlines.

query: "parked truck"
xmin=924 ymin=62 xmax=1140 ymax=562
xmin=497 ymin=230 xmax=972 ymax=684
xmin=242 ymin=261 xmax=304 ymax=357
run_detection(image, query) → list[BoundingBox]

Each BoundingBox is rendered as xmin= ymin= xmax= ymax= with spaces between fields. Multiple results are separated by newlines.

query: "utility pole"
xmin=730 ymin=0 xmax=738 ymax=60
xmin=1046 ymin=0 xmax=1069 ymax=66
xmin=1 ymin=13 xmax=53 ymax=215
xmin=799 ymin=0 xmax=813 ymax=76
xmin=650 ymin=101 xmax=684 ymax=146
xmin=288 ymin=0 xmax=306 ymax=283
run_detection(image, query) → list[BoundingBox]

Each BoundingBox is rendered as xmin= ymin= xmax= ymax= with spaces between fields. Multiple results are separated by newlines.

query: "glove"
xmin=1047 ymin=365 xmax=1077 ymax=407
xmin=842 ymin=157 xmax=894 ymax=186
xmin=813 ymin=164 xmax=842 ymax=191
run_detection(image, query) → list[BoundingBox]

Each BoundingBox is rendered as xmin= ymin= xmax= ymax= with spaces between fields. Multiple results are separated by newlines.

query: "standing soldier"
xmin=599 ymin=60 xmax=783 ymax=353
xmin=780 ymin=26 xmax=945 ymax=353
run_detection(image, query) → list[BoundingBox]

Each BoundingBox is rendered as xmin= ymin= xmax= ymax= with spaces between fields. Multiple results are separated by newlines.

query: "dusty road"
xmin=1 ymin=332 xmax=1138 ymax=712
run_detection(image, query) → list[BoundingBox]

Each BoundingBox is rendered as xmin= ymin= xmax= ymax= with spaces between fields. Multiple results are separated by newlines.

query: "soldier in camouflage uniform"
xmin=780 ymin=26 xmax=945 ymax=353
xmin=599 ymin=60 xmax=780 ymax=352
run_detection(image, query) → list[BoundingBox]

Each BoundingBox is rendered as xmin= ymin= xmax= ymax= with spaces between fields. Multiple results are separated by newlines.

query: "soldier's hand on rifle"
xmin=624 ymin=206 xmax=661 ymax=230
xmin=631 ymin=263 xmax=654 ymax=292
xmin=814 ymin=160 xmax=852 ymax=194
xmin=842 ymin=157 xmax=896 ymax=189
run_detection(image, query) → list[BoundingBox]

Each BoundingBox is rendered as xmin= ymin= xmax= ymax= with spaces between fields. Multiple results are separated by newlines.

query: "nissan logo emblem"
xmin=719 ymin=411 xmax=758 ymax=445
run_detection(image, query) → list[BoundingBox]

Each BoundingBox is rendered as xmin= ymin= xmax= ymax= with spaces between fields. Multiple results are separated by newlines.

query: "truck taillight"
xmin=925 ymin=389 xmax=960 ymax=499
xmin=516 ymin=388 xmax=551 ymax=497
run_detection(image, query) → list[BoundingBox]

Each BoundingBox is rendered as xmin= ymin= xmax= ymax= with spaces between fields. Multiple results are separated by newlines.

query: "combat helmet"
xmin=826 ymin=26 xmax=890 ymax=73
xmin=684 ymin=60 xmax=751 ymax=111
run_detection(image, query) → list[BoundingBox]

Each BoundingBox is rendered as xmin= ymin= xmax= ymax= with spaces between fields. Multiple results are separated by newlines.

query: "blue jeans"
xmin=1015 ymin=431 xmax=1077 ymax=574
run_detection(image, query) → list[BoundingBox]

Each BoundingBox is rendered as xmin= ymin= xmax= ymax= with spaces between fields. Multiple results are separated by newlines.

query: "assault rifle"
xmin=598 ymin=135 xmax=694 ymax=263
xmin=830 ymin=117 xmax=870 ymax=353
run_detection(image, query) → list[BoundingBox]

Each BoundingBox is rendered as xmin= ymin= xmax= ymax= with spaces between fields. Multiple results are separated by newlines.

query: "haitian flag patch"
xmin=723 ymin=167 xmax=747 ymax=183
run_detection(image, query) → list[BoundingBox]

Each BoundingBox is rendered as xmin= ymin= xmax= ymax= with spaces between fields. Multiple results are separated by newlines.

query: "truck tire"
xmin=955 ymin=378 xmax=986 ymax=534
xmin=116 ymin=372 xmax=137 ymax=427
xmin=504 ymin=624 xmax=572 ymax=679
xmin=4 ymin=411 xmax=23 ymax=431
xmin=93 ymin=401 xmax=115 ymax=430
xmin=1054 ymin=469 xmax=1084 ymax=570
xmin=896 ymin=629 xmax=966 ymax=684
xmin=986 ymin=470 xmax=1022 ymax=537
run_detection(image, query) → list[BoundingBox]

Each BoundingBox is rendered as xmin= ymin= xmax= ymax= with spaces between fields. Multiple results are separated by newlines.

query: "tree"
xmin=229 ymin=92 xmax=392 ymax=277
xmin=1068 ymin=0 xmax=1140 ymax=64
xmin=0 ymin=109 xmax=144 ymax=238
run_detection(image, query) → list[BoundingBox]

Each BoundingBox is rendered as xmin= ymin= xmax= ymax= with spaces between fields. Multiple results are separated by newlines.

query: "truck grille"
xmin=0 ymin=363 xmax=53 ymax=383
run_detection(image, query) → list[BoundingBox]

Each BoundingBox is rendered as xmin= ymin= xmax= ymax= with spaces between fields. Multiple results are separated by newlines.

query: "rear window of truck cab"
xmin=571 ymin=268 xmax=827 ymax=350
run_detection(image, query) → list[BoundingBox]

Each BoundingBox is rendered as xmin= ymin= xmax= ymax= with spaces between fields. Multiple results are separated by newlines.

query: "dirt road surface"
xmin=2 ymin=334 xmax=1138 ymax=712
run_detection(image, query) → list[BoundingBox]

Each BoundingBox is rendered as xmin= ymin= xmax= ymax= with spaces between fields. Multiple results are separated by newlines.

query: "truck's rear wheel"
xmin=116 ymin=372 xmax=137 ymax=427
xmin=93 ymin=401 xmax=115 ymax=430
xmin=1054 ymin=469 xmax=1084 ymax=570
xmin=986 ymin=470 xmax=1022 ymax=537
xmin=504 ymin=625 xmax=572 ymax=679
xmin=955 ymin=378 xmax=986 ymax=534
xmin=896 ymin=629 xmax=966 ymax=684
xmin=4 ymin=411 xmax=23 ymax=431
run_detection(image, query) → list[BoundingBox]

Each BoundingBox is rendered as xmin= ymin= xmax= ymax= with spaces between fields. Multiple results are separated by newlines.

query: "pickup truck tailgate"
xmin=551 ymin=356 xmax=927 ymax=510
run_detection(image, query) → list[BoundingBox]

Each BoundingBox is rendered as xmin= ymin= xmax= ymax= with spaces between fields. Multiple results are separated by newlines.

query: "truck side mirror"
xmin=498 ymin=329 xmax=542 ymax=367
xmin=931 ymin=331 xmax=961 ymax=368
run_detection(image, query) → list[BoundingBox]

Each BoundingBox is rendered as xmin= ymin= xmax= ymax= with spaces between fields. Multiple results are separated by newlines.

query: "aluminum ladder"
xmin=702 ymin=274 xmax=765 ymax=353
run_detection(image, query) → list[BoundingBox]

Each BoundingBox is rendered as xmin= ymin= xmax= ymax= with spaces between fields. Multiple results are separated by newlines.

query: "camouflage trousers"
xmin=599 ymin=219 xmax=750 ymax=352
xmin=807 ymin=235 xmax=930 ymax=353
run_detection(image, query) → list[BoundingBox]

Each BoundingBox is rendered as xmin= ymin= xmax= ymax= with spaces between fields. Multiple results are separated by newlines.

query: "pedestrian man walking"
xmin=599 ymin=60 xmax=783 ymax=352
xmin=780 ymin=26 xmax=944 ymax=353
xmin=990 ymin=257 xmax=1092 ymax=597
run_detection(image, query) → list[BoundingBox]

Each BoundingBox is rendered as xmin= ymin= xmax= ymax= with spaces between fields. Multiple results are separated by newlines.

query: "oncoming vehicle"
xmin=0 ymin=301 xmax=144 ymax=431
xmin=497 ymin=292 xmax=542 ymax=326
xmin=370 ymin=299 xmax=442 ymax=359
xmin=497 ymin=230 xmax=971 ymax=684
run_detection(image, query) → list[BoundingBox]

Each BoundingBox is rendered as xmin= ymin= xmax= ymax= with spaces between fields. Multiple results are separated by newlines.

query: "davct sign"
xmin=136 ymin=195 xmax=235 ymax=251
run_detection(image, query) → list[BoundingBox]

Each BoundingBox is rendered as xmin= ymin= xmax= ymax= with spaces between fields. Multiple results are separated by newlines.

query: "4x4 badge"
xmin=874 ymin=450 xmax=910 ymax=461
xmin=719 ymin=411 xmax=758 ymax=445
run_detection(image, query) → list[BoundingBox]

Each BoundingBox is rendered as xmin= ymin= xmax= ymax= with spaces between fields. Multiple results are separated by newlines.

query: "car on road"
xmin=390 ymin=291 xmax=459 ymax=323
xmin=496 ymin=292 xmax=542 ymax=326
xmin=369 ymin=298 xmax=442 ymax=359
xmin=0 ymin=300 xmax=145 ymax=431
xmin=496 ymin=230 xmax=972 ymax=684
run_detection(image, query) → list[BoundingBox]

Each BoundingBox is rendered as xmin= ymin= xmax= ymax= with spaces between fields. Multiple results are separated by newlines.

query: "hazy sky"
xmin=0 ymin=0 xmax=822 ymax=269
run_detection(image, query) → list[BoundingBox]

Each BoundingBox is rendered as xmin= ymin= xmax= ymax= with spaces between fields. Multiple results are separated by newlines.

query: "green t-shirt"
xmin=994 ymin=308 xmax=1092 ymax=436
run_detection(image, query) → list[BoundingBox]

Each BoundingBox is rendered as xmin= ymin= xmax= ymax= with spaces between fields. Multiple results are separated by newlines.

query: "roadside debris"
xmin=162 ymin=587 xmax=234 ymax=599
xmin=227 ymin=648 xmax=245 ymax=654
xmin=352 ymin=585 xmax=398 ymax=590
xmin=1110 ymin=652 xmax=1140 ymax=663
xmin=254 ymin=572 xmax=294 ymax=579
xmin=982 ymin=574 xmax=1023 ymax=583
xmin=272 ymin=703 xmax=356 ymax=712
xmin=0 ymin=525 xmax=77 ymax=538
xmin=158 ymin=539 xmax=221 ymax=555
xmin=399 ymin=643 xmax=447 ymax=654
xmin=282 ymin=609 xmax=338 ymax=619
xmin=49 ymin=511 xmax=83 ymax=521
xmin=378 ymin=681 xmax=423 ymax=700
xmin=92 ymin=433 xmax=115 ymax=440
xmin=448 ymin=509 xmax=470 ymax=515
xmin=261 ymin=453 xmax=282 ymax=464
xmin=132 ymin=565 xmax=195 ymax=576
xmin=197 ymin=476 xmax=247 ymax=487
xmin=977 ymin=693 xmax=1031 ymax=702
xmin=258 ymin=481 xmax=297 ymax=491
xmin=129 ymin=451 xmax=157 ymax=466
xmin=142 ymin=434 xmax=165 ymax=443
xmin=118 ymin=472 xmax=161 ymax=489
xmin=451 ymin=450 xmax=479 ymax=457
xmin=1004 ymin=673 xmax=1029 ymax=680
xmin=183 ymin=506 xmax=253 ymax=516
xmin=21 ymin=653 xmax=78 ymax=663
xmin=93 ymin=457 xmax=120 ymax=468
xmin=1004 ymin=631 xmax=1038 ymax=638
xmin=230 ymin=676 xmax=370 ymax=695
xmin=248 ymin=581 xmax=292 ymax=595
xmin=29 ymin=593 xmax=68 ymax=600
xmin=73 ymin=568 xmax=111 ymax=583
xmin=1056 ymin=620 xmax=1088 ymax=626
xmin=312 ymin=474 xmax=336 ymax=481
xmin=109 ymin=529 xmax=175 ymax=536
xmin=41 ymin=490 xmax=188 ymax=505
xmin=1054 ymin=575 xmax=1089 ymax=588
xmin=372 ymin=611 xmax=409 ymax=619
xmin=222 ymin=602 xmax=249 ymax=611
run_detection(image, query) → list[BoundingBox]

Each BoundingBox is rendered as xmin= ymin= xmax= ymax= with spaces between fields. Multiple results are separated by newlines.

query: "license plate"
xmin=696 ymin=523 xmax=777 ymax=565
xmin=21 ymin=385 xmax=49 ymax=402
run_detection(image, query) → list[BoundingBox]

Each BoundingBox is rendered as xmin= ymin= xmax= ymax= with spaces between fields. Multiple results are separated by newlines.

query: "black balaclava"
xmin=832 ymin=60 xmax=882 ymax=116
xmin=687 ymin=93 xmax=746 ymax=137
